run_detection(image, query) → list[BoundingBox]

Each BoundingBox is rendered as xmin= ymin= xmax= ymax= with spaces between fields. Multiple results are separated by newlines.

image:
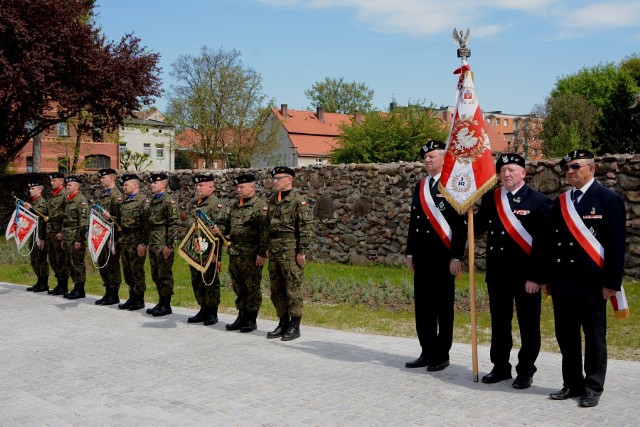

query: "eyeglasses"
xmin=272 ymin=175 xmax=290 ymax=181
xmin=563 ymin=163 xmax=584 ymax=172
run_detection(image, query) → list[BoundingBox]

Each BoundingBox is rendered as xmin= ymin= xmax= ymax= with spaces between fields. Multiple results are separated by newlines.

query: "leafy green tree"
xmin=174 ymin=150 xmax=192 ymax=169
xmin=305 ymin=77 xmax=374 ymax=114
xmin=330 ymin=104 xmax=448 ymax=164
xmin=119 ymin=149 xmax=151 ymax=171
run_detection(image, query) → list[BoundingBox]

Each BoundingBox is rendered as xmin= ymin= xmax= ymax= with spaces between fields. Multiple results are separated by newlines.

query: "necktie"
xmin=572 ymin=189 xmax=583 ymax=206
xmin=506 ymin=191 xmax=514 ymax=208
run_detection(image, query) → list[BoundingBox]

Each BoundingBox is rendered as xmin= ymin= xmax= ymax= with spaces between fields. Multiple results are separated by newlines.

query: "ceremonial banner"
xmin=178 ymin=218 xmax=218 ymax=273
xmin=439 ymin=61 xmax=496 ymax=214
xmin=88 ymin=210 xmax=113 ymax=264
xmin=5 ymin=206 xmax=38 ymax=250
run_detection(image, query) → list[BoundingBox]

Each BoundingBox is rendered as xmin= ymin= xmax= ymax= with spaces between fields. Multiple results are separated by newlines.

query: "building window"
xmin=26 ymin=156 xmax=33 ymax=173
xmin=156 ymin=144 xmax=164 ymax=159
xmin=119 ymin=143 xmax=127 ymax=154
xmin=315 ymin=158 xmax=323 ymax=165
xmin=56 ymin=123 xmax=69 ymax=137
xmin=158 ymin=129 xmax=162 ymax=133
xmin=495 ymin=118 xmax=500 ymax=126
xmin=143 ymin=143 xmax=151 ymax=155
xmin=58 ymin=157 xmax=69 ymax=173
xmin=504 ymin=119 xmax=508 ymax=127
xmin=84 ymin=154 xmax=110 ymax=170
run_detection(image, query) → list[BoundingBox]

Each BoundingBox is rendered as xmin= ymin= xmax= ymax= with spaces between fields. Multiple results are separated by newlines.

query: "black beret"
xmin=495 ymin=153 xmax=526 ymax=173
xmin=27 ymin=180 xmax=44 ymax=188
xmin=270 ymin=166 xmax=295 ymax=178
xmin=149 ymin=172 xmax=168 ymax=183
xmin=120 ymin=173 xmax=140 ymax=185
xmin=97 ymin=168 xmax=117 ymax=177
xmin=233 ymin=173 xmax=256 ymax=185
xmin=559 ymin=149 xmax=594 ymax=168
xmin=419 ymin=140 xmax=446 ymax=158
xmin=64 ymin=175 xmax=81 ymax=184
xmin=192 ymin=173 xmax=214 ymax=183
xmin=48 ymin=172 xmax=65 ymax=180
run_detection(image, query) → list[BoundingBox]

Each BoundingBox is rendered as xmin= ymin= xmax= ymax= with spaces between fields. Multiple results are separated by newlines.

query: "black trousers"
xmin=552 ymin=294 xmax=607 ymax=393
xmin=413 ymin=264 xmax=455 ymax=364
xmin=487 ymin=280 xmax=541 ymax=377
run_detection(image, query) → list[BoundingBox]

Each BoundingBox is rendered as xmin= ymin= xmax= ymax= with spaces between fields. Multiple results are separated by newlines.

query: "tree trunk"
xmin=71 ymin=132 xmax=82 ymax=173
xmin=32 ymin=132 xmax=42 ymax=172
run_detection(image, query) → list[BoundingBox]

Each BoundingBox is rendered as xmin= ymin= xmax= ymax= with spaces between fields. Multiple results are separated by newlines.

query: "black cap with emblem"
xmin=97 ymin=168 xmax=117 ymax=177
xmin=270 ymin=166 xmax=295 ymax=178
xmin=419 ymin=140 xmax=446 ymax=159
xmin=120 ymin=173 xmax=140 ymax=185
xmin=27 ymin=180 xmax=44 ymax=188
xmin=559 ymin=149 xmax=594 ymax=168
xmin=48 ymin=172 xmax=65 ymax=180
xmin=495 ymin=153 xmax=526 ymax=173
xmin=149 ymin=172 xmax=168 ymax=183
xmin=233 ymin=173 xmax=256 ymax=185
xmin=192 ymin=173 xmax=214 ymax=183
xmin=64 ymin=175 xmax=81 ymax=184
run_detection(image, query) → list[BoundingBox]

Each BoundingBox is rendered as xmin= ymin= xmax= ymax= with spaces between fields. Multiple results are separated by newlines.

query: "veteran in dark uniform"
xmin=475 ymin=153 xmax=552 ymax=389
xmin=117 ymin=174 xmax=149 ymax=311
xmin=265 ymin=166 xmax=314 ymax=341
xmin=45 ymin=172 xmax=69 ymax=296
xmin=61 ymin=175 xmax=89 ymax=299
xmin=24 ymin=180 xmax=50 ymax=292
xmin=224 ymin=173 xmax=269 ymax=333
xmin=405 ymin=141 xmax=467 ymax=372
xmin=94 ymin=168 xmax=124 ymax=306
xmin=145 ymin=173 xmax=180 ymax=317
xmin=186 ymin=173 xmax=226 ymax=326
xmin=538 ymin=150 xmax=626 ymax=408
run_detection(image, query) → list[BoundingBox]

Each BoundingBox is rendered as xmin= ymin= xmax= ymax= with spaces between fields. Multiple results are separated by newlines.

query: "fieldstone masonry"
xmin=1 ymin=153 xmax=639 ymax=279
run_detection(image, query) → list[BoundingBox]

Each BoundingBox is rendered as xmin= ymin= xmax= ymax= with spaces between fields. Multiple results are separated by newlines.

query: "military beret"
xmin=64 ymin=175 xmax=81 ymax=184
xmin=97 ymin=168 xmax=117 ymax=177
xmin=149 ymin=172 xmax=168 ymax=183
xmin=233 ymin=173 xmax=256 ymax=185
xmin=27 ymin=180 xmax=44 ymax=188
xmin=495 ymin=153 xmax=526 ymax=173
xmin=419 ymin=140 xmax=446 ymax=158
xmin=120 ymin=173 xmax=140 ymax=185
xmin=192 ymin=173 xmax=214 ymax=183
xmin=48 ymin=172 xmax=65 ymax=180
xmin=270 ymin=166 xmax=295 ymax=178
xmin=559 ymin=149 xmax=594 ymax=168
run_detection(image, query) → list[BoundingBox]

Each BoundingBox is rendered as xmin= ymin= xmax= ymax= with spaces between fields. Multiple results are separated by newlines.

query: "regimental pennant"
xmin=5 ymin=206 xmax=38 ymax=250
xmin=88 ymin=210 xmax=113 ymax=264
xmin=178 ymin=218 xmax=218 ymax=273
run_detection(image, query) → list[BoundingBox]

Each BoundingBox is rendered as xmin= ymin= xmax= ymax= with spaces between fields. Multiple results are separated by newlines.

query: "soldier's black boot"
xmin=267 ymin=316 xmax=289 ymax=339
xmin=226 ymin=310 xmax=245 ymax=331
xmin=118 ymin=296 xmax=135 ymax=310
xmin=153 ymin=296 xmax=173 ymax=317
xmin=32 ymin=276 xmax=49 ymax=293
xmin=188 ymin=306 xmax=207 ymax=323
xmin=146 ymin=297 xmax=162 ymax=315
xmin=240 ymin=311 xmax=257 ymax=333
xmin=66 ymin=283 xmax=85 ymax=300
xmin=26 ymin=277 xmax=41 ymax=291
xmin=127 ymin=295 xmax=145 ymax=311
xmin=203 ymin=306 xmax=218 ymax=326
xmin=281 ymin=316 xmax=301 ymax=341
xmin=100 ymin=289 xmax=120 ymax=306
xmin=51 ymin=278 xmax=68 ymax=296
xmin=96 ymin=287 xmax=109 ymax=305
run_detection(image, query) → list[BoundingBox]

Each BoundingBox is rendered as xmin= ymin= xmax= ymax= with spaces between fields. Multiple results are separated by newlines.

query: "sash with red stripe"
xmin=494 ymin=188 xmax=532 ymax=255
xmin=559 ymin=191 xmax=604 ymax=269
xmin=418 ymin=178 xmax=452 ymax=249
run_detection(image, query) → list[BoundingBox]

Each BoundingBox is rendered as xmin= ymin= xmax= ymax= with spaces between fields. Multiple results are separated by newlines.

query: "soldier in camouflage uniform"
xmin=24 ymin=180 xmax=50 ymax=292
xmin=224 ymin=173 xmax=268 ymax=333
xmin=266 ymin=166 xmax=314 ymax=341
xmin=61 ymin=175 xmax=89 ymax=299
xmin=186 ymin=173 xmax=226 ymax=326
xmin=45 ymin=172 xmax=69 ymax=295
xmin=94 ymin=168 xmax=123 ymax=306
xmin=145 ymin=173 xmax=179 ymax=317
xmin=117 ymin=174 xmax=149 ymax=311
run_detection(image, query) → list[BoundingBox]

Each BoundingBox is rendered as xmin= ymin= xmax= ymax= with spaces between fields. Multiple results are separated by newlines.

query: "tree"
xmin=330 ymin=104 xmax=448 ymax=164
xmin=119 ymin=150 xmax=152 ymax=171
xmin=305 ymin=77 xmax=374 ymax=114
xmin=0 ymin=0 xmax=161 ymax=171
xmin=165 ymin=46 xmax=278 ymax=169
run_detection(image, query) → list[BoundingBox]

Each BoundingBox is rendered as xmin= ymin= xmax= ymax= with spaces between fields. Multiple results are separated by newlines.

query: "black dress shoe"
xmin=482 ymin=369 xmax=512 ymax=384
xmin=427 ymin=360 xmax=450 ymax=372
xmin=579 ymin=392 xmax=600 ymax=407
xmin=405 ymin=355 xmax=429 ymax=368
xmin=512 ymin=376 xmax=533 ymax=389
xmin=549 ymin=387 xmax=584 ymax=400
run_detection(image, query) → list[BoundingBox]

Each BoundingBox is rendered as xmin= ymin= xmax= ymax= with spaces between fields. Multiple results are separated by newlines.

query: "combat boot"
xmin=153 ymin=296 xmax=173 ymax=317
xmin=26 ymin=277 xmax=41 ymax=291
xmin=188 ymin=306 xmax=207 ymax=323
xmin=203 ymin=306 xmax=218 ymax=326
xmin=239 ymin=311 xmax=257 ymax=333
xmin=50 ymin=278 xmax=68 ymax=296
xmin=281 ymin=316 xmax=301 ymax=341
xmin=118 ymin=297 xmax=135 ymax=310
xmin=146 ymin=299 xmax=162 ymax=315
xmin=66 ymin=283 xmax=85 ymax=300
xmin=127 ymin=296 xmax=145 ymax=311
xmin=95 ymin=287 xmax=109 ymax=305
xmin=225 ymin=310 xmax=245 ymax=331
xmin=267 ymin=316 xmax=289 ymax=339
xmin=100 ymin=289 xmax=120 ymax=306
xmin=32 ymin=276 xmax=49 ymax=293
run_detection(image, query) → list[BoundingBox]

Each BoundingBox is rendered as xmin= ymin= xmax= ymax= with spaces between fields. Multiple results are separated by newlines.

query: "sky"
xmin=95 ymin=0 xmax=640 ymax=116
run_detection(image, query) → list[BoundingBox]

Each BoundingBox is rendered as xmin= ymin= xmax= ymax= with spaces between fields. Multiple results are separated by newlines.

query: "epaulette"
xmin=300 ymin=201 xmax=307 ymax=206
xmin=217 ymin=204 xmax=222 ymax=208
xmin=263 ymin=206 xmax=268 ymax=211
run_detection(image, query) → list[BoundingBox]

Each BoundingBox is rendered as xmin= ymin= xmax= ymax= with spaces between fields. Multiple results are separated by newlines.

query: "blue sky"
xmin=95 ymin=0 xmax=640 ymax=115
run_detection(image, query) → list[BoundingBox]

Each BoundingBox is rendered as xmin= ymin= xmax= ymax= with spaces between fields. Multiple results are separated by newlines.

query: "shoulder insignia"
xmin=145 ymin=199 xmax=150 ymax=203
xmin=81 ymin=202 xmax=87 ymax=205
xmin=300 ymin=201 xmax=307 ymax=206
xmin=116 ymin=197 xmax=123 ymax=201
xmin=170 ymin=200 xmax=176 ymax=204
xmin=263 ymin=206 xmax=269 ymax=211
xmin=217 ymin=204 xmax=222 ymax=208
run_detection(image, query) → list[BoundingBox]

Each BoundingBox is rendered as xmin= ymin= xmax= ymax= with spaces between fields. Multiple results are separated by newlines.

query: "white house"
xmin=119 ymin=110 xmax=175 ymax=171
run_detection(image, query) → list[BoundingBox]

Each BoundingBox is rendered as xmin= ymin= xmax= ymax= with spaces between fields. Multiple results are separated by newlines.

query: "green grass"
xmin=1 ymin=240 xmax=638 ymax=361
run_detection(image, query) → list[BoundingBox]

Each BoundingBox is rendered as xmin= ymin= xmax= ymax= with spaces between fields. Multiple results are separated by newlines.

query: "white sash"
xmin=559 ymin=190 xmax=605 ymax=268
xmin=419 ymin=178 xmax=452 ymax=249
xmin=495 ymin=187 xmax=532 ymax=254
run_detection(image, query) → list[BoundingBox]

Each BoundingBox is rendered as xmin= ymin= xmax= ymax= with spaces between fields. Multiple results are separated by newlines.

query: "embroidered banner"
xmin=88 ymin=209 xmax=113 ymax=264
xmin=5 ymin=205 xmax=38 ymax=250
xmin=178 ymin=218 xmax=218 ymax=273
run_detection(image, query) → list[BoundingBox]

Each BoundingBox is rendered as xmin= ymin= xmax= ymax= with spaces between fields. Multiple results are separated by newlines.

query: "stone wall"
xmin=1 ymin=153 xmax=639 ymax=279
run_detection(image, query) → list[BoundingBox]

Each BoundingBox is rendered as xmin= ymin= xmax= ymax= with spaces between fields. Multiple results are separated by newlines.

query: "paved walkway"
xmin=1 ymin=282 xmax=639 ymax=426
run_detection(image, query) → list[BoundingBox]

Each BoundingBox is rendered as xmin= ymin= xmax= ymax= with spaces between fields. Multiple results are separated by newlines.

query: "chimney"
xmin=316 ymin=106 xmax=325 ymax=122
xmin=355 ymin=110 xmax=363 ymax=123
xmin=281 ymin=104 xmax=288 ymax=118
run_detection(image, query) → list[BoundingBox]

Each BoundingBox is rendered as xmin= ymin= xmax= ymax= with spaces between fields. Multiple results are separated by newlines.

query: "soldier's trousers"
xmin=268 ymin=250 xmax=304 ymax=318
xmin=149 ymin=246 xmax=174 ymax=297
xmin=98 ymin=240 xmax=121 ymax=292
xmin=29 ymin=237 xmax=49 ymax=279
xmin=189 ymin=264 xmax=220 ymax=309
xmin=46 ymin=232 xmax=67 ymax=281
xmin=63 ymin=239 xmax=86 ymax=285
xmin=120 ymin=243 xmax=146 ymax=298
xmin=229 ymin=254 xmax=263 ymax=314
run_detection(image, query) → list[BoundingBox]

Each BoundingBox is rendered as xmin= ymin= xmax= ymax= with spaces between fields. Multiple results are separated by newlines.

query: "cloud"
xmin=557 ymin=1 xmax=640 ymax=31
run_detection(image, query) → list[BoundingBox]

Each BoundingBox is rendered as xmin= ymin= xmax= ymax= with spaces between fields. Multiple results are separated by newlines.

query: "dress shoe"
xmin=405 ymin=355 xmax=430 ymax=368
xmin=549 ymin=387 xmax=584 ymax=400
xmin=512 ymin=376 xmax=533 ymax=389
xmin=579 ymin=392 xmax=600 ymax=407
xmin=127 ymin=299 xmax=145 ymax=311
xmin=482 ymin=369 xmax=512 ymax=384
xmin=427 ymin=360 xmax=450 ymax=372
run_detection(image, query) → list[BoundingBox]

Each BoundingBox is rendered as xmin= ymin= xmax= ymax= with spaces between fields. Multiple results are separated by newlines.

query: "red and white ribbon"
xmin=418 ymin=178 xmax=452 ymax=249
xmin=494 ymin=187 xmax=532 ymax=255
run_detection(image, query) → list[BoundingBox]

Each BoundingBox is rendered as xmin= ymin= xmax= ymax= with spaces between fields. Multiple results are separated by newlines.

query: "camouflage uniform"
xmin=96 ymin=186 xmax=123 ymax=296
xmin=26 ymin=194 xmax=49 ymax=291
xmin=62 ymin=190 xmax=89 ymax=295
xmin=119 ymin=192 xmax=149 ymax=303
xmin=46 ymin=186 xmax=69 ymax=294
xmin=147 ymin=191 xmax=179 ymax=298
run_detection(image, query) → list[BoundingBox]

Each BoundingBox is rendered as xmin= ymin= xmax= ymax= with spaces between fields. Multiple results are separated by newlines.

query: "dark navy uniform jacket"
xmin=406 ymin=179 xmax=466 ymax=267
xmin=535 ymin=181 xmax=626 ymax=297
xmin=475 ymin=184 xmax=552 ymax=285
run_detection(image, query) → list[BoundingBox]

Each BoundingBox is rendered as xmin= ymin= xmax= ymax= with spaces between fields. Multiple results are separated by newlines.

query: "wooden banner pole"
xmin=467 ymin=207 xmax=479 ymax=382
